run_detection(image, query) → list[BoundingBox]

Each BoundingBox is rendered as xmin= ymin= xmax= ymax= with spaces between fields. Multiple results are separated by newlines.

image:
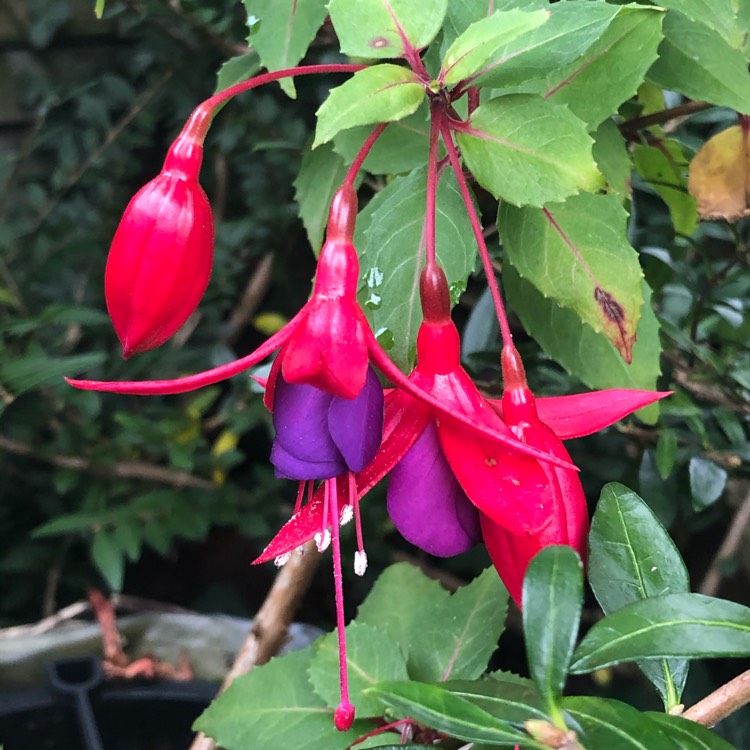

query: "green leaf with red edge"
xmin=328 ymin=0 xmax=447 ymax=59
xmin=503 ymin=269 xmax=662 ymax=424
xmin=242 ymin=0 xmax=328 ymax=98
xmin=440 ymin=8 xmax=550 ymax=85
xmin=648 ymin=11 xmax=750 ymax=113
xmin=540 ymin=6 xmax=664 ymax=130
xmin=456 ymin=94 xmax=600 ymax=208
xmin=313 ymin=64 xmax=424 ymax=148
xmin=194 ymin=647 xmax=370 ymax=750
xmin=469 ymin=1 xmax=620 ymax=90
xmin=499 ymin=193 xmax=643 ymax=362
xmin=354 ymin=166 xmax=477 ymax=372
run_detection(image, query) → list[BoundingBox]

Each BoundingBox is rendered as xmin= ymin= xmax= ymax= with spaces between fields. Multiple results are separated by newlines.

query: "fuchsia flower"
xmin=105 ymin=107 xmax=214 ymax=359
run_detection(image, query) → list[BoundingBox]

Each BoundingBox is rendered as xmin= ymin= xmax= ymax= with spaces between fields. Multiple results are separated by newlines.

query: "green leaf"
xmin=522 ymin=546 xmax=582 ymax=720
xmin=368 ymin=681 xmax=532 ymax=746
xmin=328 ymin=0 xmax=447 ymax=59
xmin=294 ymin=140 xmax=349 ymax=255
xmin=689 ymin=457 xmax=728 ymax=511
xmin=648 ymin=12 xmax=750 ymax=113
xmin=646 ymin=712 xmax=738 ymax=750
xmin=499 ymin=193 xmax=644 ymax=362
xmin=314 ymin=65 xmax=424 ymax=148
xmin=472 ymin=1 xmax=620 ymax=90
xmin=91 ymin=531 xmax=124 ymax=591
xmin=457 ymin=94 xmax=600 ymax=207
xmin=241 ymin=0 xmax=328 ymax=97
xmin=570 ymin=593 xmax=750 ymax=673
xmin=332 ymin=104 xmax=431 ymax=175
xmin=504 ymin=270 xmax=662 ymax=422
xmin=563 ymin=696 xmax=676 ymax=750
xmin=656 ymin=429 xmax=678 ymax=479
xmin=441 ymin=9 xmax=550 ymax=85
xmin=652 ymin=0 xmax=744 ymax=49
xmin=440 ymin=0 xmax=497 ymax=52
xmin=445 ymin=675 xmax=547 ymax=725
xmin=355 ymin=167 xmax=476 ymax=372
xmin=195 ymin=648 xmax=366 ymax=750
xmin=542 ymin=6 xmax=664 ymax=130
xmin=633 ymin=139 xmax=698 ymax=236
xmin=592 ymin=119 xmax=631 ymax=197
xmin=0 ymin=351 xmax=106 ymax=395
xmin=215 ymin=51 xmax=261 ymax=93
xmin=308 ymin=622 xmax=409 ymax=717
xmin=588 ymin=483 xmax=690 ymax=707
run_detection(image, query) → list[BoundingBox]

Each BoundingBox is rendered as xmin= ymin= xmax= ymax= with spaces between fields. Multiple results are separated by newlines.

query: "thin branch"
xmin=189 ymin=539 xmax=321 ymax=750
xmin=683 ymin=668 xmax=750 ymax=727
xmin=222 ymin=253 xmax=275 ymax=346
xmin=619 ymin=100 xmax=712 ymax=139
xmin=699 ymin=491 xmax=750 ymax=597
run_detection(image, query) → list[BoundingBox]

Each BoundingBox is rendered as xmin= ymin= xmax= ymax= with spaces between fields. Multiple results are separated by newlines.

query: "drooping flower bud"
xmin=105 ymin=106 xmax=214 ymax=358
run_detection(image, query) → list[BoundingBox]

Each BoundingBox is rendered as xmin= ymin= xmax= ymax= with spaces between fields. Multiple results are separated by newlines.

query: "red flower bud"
xmin=105 ymin=108 xmax=214 ymax=358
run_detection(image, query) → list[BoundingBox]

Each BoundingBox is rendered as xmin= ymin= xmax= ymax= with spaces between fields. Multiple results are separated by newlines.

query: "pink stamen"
xmin=316 ymin=483 xmax=331 ymax=552
xmin=294 ymin=480 xmax=307 ymax=515
xmin=349 ymin=473 xmax=367 ymax=576
xmin=328 ymin=477 xmax=355 ymax=731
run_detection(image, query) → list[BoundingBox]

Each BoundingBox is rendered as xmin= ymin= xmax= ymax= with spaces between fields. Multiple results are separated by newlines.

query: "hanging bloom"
xmin=105 ymin=107 xmax=214 ymax=359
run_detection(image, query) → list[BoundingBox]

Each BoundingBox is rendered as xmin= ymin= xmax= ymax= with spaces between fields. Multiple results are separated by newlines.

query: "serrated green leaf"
xmin=646 ymin=712 xmax=737 ymax=750
xmin=522 ymin=546 xmax=582 ymax=720
xmin=440 ymin=0 xmax=497 ymax=53
xmin=472 ymin=1 xmax=620 ymax=90
xmin=542 ymin=6 xmax=664 ymax=130
xmin=368 ymin=681 xmax=531 ymax=745
xmin=633 ymin=139 xmax=697 ymax=236
xmin=654 ymin=0 xmax=744 ymax=49
xmin=308 ymin=622 xmax=408 ymax=716
xmin=332 ymin=104 xmax=431 ymax=175
xmin=457 ymin=94 xmax=600 ymax=207
xmin=504 ymin=269 xmax=662 ymax=422
xmin=588 ymin=483 xmax=690 ymax=707
xmin=648 ymin=12 xmax=750 ymax=113
xmin=314 ymin=65 xmax=424 ymax=147
xmin=0 ymin=351 xmax=106 ymax=395
xmin=500 ymin=194 xmax=643 ymax=361
xmin=445 ymin=675 xmax=547 ymax=726
xmin=242 ymin=0 xmax=327 ymax=97
xmin=570 ymin=593 xmax=750 ymax=673
xmin=294 ymin=140 xmax=349 ymax=255
xmin=441 ymin=9 xmax=550 ymax=85
xmin=215 ymin=51 xmax=261 ymax=93
xmin=328 ymin=0 xmax=447 ymax=59
xmin=592 ymin=119 xmax=631 ymax=197
xmin=91 ymin=531 xmax=124 ymax=591
xmin=195 ymin=648 xmax=366 ymax=750
xmin=564 ymin=696 xmax=676 ymax=750
xmin=689 ymin=457 xmax=728 ymax=511
xmin=355 ymin=167 xmax=476 ymax=372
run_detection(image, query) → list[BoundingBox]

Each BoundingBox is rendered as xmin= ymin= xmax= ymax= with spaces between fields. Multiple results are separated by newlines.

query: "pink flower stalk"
xmin=105 ymin=106 xmax=214 ymax=358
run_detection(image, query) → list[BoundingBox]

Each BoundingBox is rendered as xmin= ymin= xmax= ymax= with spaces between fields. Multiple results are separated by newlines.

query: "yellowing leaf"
xmin=253 ymin=311 xmax=289 ymax=334
xmin=212 ymin=429 xmax=239 ymax=485
xmin=688 ymin=123 xmax=750 ymax=222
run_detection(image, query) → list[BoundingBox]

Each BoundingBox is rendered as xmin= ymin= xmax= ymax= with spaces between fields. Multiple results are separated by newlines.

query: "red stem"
xmin=437 ymin=115 xmax=514 ymax=347
xmin=343 ymin=122 xmax=388 ymax=186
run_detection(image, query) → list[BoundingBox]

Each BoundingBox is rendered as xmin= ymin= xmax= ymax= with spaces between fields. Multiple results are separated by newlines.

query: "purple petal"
xmin=271 ymin=374 xmax=346 ymax=478
xmin=328 ymin=365 xmax=384 ymax=472
xmin=270 ymin=441 xmax=346 ymax=480
xmin=387 ymin=422 xmax=480 ymax=557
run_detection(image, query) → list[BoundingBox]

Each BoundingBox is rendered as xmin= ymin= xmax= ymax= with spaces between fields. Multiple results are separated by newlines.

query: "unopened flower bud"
xmin=105 ymin=107 xmax=214 ymax=358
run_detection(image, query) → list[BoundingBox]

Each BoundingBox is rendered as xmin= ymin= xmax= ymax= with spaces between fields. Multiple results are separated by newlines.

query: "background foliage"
xmin=2 ymin=0 xmax=750 ymax=747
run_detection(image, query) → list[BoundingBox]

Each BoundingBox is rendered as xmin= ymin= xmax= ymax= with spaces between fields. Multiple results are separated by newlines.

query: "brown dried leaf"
xmin=688 ymin=123 xmax=750 ymax=222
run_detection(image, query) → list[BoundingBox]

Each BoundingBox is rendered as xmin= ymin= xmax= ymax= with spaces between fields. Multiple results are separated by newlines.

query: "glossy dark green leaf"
xmin=446 ymin=675 xmax=547 ymax=725
xmin=195 ymin=648 xmax=368 ymax=750
xmin=308 ymin=622 xmax=408 ymax=717
xmin=314 ymin=65 xmax=424 ymax=147
xmin=457 ymin=94 xmax=600 ymax=207
xmin=522 ymin=546 xmax=582 ymax=719
xmin=329 ymin=0 xmax=447 ymax=59
xmin=355 ymin=167 xmax=476 ymax=372
xmin=648 ymin=12 xmax=750 ymax=112
xmin=571 ymin=593 xmax=750 ymax=673
xmin=241 ymin=0 xmax=327 ymax=97
xmin=368 ymin=681 xmax=532 ymax=745
xmin=564 ymin=696 xmax=675 ymax=750
xmin=689 ymin=457 xmax=728 ymax=510
xmin=646 ymin=712 xmax=737 ymax=750
xmin=588 ymin=483 xmax=690 ymax=706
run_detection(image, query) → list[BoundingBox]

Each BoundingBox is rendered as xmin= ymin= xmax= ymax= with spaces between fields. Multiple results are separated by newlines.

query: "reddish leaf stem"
xmin=425 ymin=99 xmax=443 ymax=267
xmin=343 ymin=122 xmax=388 ymax=187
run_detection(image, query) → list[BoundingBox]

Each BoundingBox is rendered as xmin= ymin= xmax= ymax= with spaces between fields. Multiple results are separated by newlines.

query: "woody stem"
xmin=438 ymin=116 xmax=514 ymax=347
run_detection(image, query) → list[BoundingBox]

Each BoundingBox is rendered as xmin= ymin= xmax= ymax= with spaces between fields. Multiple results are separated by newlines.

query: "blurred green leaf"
xmin=91 ymin=530 xmax=124 ymax=591
xmin=689 ymin=457 xmax=728 ymax=510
